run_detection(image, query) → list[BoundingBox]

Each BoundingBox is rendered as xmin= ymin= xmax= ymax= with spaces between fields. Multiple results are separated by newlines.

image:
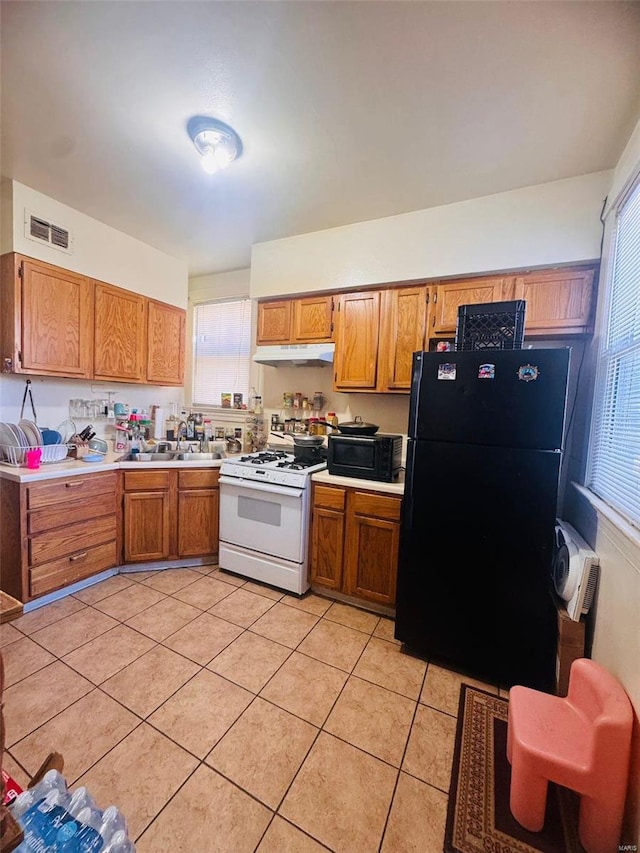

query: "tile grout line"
xmin=376 ymin=657 xmax=432 ymax=853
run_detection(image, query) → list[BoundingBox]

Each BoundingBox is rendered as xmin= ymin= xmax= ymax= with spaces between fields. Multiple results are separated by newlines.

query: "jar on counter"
xmin=317 ymin=418 xmax=327 ymax=436
xmin=309 ymin=418 xmax=319 ymax=435
xmin=326 ymin=412 xmax=339 ymax=429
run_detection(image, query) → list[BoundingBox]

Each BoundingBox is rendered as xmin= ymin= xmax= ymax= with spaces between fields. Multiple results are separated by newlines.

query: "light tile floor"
xmin=2 ymin=567 xmax=500 ymax=853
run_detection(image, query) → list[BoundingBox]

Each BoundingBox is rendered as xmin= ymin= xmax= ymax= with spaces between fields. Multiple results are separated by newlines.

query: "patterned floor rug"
xmin=444 ymin=685 xmax=585 ymax=853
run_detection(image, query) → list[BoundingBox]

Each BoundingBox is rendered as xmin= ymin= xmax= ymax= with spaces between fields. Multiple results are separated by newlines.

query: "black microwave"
xmin=327 ymin=433 xmax=403 ymax=482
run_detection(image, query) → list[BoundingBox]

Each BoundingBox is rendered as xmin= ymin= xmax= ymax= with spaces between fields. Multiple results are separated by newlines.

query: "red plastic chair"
xmin=507 ymin=657 xmax=633 ymax=853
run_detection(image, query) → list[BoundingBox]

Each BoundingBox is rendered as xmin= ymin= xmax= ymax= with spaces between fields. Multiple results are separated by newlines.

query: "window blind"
xmin=192 ymin=298 xmax=251 ymax=407
xmin=588 ymin=179 xmax=640 ymax=527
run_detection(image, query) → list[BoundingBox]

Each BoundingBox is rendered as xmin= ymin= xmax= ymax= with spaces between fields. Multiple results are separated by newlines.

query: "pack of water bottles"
xmin=10 ymin=770 xmax=133 ymax=852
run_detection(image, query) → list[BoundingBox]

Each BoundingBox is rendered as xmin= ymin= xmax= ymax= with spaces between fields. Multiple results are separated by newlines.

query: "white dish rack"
xmin=0 ymin=443 xmax=69 ymax=466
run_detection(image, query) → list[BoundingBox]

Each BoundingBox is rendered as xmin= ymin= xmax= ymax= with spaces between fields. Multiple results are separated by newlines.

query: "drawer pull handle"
xmin=69 ymin=552 xmax=88 ymax=562
xmin=65 ymin=481 xmax=84 ymax=488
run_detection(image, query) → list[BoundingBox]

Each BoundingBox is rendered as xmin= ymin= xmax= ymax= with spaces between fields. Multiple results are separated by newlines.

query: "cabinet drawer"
xmin=124 ymin=470 xmax=173 ymax=491
xmin=27 ymin=472 xmax=117 ymax=509
xmin=29 ymin=541 xmax=117 ymax=598
xmin=314 ymin=485 xmax=346 ymax=511
xmin=29 ymin=493 xmax=117 ymax=535
xmin=178 ymin=469 xmax=219 ymax=489
xmin=29 ymin=514 xmax=117 ymax=566
xmin=352 ymin=491 xmax=402 ymax=521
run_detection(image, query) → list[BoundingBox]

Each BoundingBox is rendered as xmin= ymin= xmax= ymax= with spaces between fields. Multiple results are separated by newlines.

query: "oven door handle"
xmin=219 ymin=475 xmax=304 ymax=499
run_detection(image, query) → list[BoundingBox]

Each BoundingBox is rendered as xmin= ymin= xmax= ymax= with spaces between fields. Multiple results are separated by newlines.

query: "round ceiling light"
xmin=187 ymin=115 xmax=243 ymax=175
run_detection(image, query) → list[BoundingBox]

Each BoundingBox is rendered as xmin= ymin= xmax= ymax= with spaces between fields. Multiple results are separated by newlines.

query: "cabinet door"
xmin=94 ymin=282 xmax=146 ymax=382
xmin=344 ymin=513 xmax=399 ymax=606
xmin=177 ymin=488 xmax=219 ymax=557
xmin=380 ymin=287 xmax=427 ymax=391
xmin=257 ymin=300 xmax=292 ymax=344
xmin=147 ymin=300 xmax=186 ymax=385
xmin=333 ymin=291 xmax=380 ymax=390
xmin=124 ymin=491 xmax=171 ymax=561
xmin=20 ymin=258 xmax=93 ymax=377
xmin=292 ymin=296 xmax=333 ymax=342
xmin=514 ymin=268 xmax=595 ymax=335
xmin=432 ymin=276 xmax=513 ymax=336
xmin=310 ymin=506 xmax=345 ymax=590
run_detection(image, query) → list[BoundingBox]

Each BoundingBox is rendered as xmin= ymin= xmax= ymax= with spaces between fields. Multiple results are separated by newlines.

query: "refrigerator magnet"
xmin=517 ymin=364 xmax=539 ymax=382
xmin=478 ymin=363 xmax=495 ymax=379
xmin=438 ymin=363 xmax=457 ymax=380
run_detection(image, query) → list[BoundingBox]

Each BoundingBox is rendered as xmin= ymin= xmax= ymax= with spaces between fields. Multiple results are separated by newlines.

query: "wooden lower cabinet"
xmin=177 ymin=470 xmax=219 ymax=557
xmin=310 ymin=482 xmax=401 ymax=606
xmin=0 ymin=471 xmax=118 ymax=602
xmin=123 ymin=468 xmax=219 ymax=563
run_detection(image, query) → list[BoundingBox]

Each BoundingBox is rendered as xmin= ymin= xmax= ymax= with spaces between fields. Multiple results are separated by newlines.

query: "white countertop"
xmin=0 ymin=450 xmax=230 ymax=483
xmin=311 ymin=469 xmax=405 ymax=495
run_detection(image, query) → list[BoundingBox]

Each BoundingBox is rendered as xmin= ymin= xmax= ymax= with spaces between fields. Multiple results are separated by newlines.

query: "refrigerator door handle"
xmin=402 ymin=441 xmax=416 ymax=532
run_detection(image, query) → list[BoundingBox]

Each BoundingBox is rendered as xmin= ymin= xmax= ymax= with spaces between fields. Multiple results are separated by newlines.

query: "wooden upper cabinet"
xmin=515 ymin=268 xmax=596 ymax=335
xmin=431 ymin=276 xmax=513 ymax=336
xmin=94 ymin=281 xmax=146 ymax=382
xmin=333 ymin=291 xmax=381 ymax=390
xmin=379 ymin=286 xmax=427 ymax=391
xmin=257 ymin=295 xmax=334 ymax=344
xmin=147 ymin=299 xmax=186 ymax=386
xmin=291 ymin=296 xmax=333 ymax=342
xmin=9 ymin=256 xmax=94 ymax=377
xmin=257 ymin=300 xmax=292 ymax=343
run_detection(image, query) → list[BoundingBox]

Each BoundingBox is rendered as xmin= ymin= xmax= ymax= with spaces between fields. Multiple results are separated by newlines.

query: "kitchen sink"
xmin=175 ymin=451 xmax=223 ymax=461
xmin=119 ymin=450 xmax=223 ymax=462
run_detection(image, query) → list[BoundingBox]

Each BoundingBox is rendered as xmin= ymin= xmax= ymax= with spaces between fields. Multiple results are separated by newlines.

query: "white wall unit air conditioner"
xmin=24 ymin=209 xmax=74 ymax=254
xmin=552 ymin=519 xmax=599 ymax=622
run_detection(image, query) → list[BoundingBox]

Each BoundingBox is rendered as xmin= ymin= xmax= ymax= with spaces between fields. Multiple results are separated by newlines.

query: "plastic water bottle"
xmin=101 ymin=830 xmax=134 ymax=853
xmin=97 ymin=806 xmax=128 ymax=845
xmin=10 ymin=770 xmax=68 ymax=820
xmin=14 ymin=788 xmax=70 ymax=852
xmin=61 ymin=805 xmax=104 ymax=852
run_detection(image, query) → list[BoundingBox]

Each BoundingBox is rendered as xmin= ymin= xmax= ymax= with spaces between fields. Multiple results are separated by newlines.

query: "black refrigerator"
xmin=395 ymin=348 xmax=571 ymax=691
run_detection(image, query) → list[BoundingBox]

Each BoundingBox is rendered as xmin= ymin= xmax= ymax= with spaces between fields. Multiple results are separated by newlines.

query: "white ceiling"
xmin=2 ymin=1 xmax=640 ymax=278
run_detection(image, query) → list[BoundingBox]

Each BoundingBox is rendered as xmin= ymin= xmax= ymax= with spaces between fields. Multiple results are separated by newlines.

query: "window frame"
xmin=586 ymin=175 xmax=640 ymax=529
xmin=190 ymin=296 xmax=254 ymax=413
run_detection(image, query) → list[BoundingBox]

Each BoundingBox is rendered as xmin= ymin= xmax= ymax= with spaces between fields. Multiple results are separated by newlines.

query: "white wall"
xmin=250 ymin=172 xmax=611 ymax=298
xmin=0 ymin=373 xmax=184 ymax=446
xmin=0 ymin=181 xmax=191 ymax=441
xmin=5 ymin=180 xmax=188 ymax=307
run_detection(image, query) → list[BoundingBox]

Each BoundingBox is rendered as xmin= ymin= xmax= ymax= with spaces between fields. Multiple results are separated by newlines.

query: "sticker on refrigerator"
xmin=478 ymin=363 xmax=495 ymax=380
xmin=438 ymin=363 xmax=457 ymax=380
xmin=517 ymin=364 xmax=539 ymax=382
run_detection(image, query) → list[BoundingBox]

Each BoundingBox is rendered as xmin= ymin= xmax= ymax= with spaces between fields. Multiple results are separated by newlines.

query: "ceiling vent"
xmin=24 ymin=210 xmax=74 ymax=254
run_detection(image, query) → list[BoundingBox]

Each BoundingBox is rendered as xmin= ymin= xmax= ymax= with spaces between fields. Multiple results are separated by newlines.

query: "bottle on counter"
xmin=326 ymin=412 xmax=339 ymax=429
xmin=186 ymin=413 xmax=196 ymax=440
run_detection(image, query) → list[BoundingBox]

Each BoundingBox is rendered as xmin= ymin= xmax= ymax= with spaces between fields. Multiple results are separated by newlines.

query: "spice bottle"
xmin=326 ymin=412 xmax=339 ymax=429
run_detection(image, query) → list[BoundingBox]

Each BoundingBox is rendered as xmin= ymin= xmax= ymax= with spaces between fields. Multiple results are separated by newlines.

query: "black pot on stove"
xmin=293 ymin=443 xmax=326 ymax=462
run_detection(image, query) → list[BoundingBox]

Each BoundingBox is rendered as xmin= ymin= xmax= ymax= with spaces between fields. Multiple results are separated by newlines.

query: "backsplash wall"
xmin=0 ymin=375 xmax=182 ymax=442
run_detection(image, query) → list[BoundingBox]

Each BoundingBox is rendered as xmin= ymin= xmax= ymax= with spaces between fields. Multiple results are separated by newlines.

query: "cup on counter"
xmin=25 ymin=448 xmax=42 ymax=469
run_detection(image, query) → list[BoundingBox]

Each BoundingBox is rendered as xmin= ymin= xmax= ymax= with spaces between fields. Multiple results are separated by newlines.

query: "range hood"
xmin=253 ymin=343 xmax=335 ymax=367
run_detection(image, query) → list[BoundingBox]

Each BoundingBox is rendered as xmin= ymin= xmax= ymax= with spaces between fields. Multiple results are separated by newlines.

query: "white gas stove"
xmin=220 ymin=449 xmax=327 ymax=488
xmin=218 ymin=449 xmax=326 ymax=594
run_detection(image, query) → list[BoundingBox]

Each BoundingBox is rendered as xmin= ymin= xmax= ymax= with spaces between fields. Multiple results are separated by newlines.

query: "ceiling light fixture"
xmin=187 ymin=115 xmax=243 ymax=175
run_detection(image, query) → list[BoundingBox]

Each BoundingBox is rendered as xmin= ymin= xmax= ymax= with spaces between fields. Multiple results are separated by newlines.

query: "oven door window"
xmin=219 ymin=480 xmax=305 ymax=563
xmin=333 ymin=439 xmax=376 ymax=471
